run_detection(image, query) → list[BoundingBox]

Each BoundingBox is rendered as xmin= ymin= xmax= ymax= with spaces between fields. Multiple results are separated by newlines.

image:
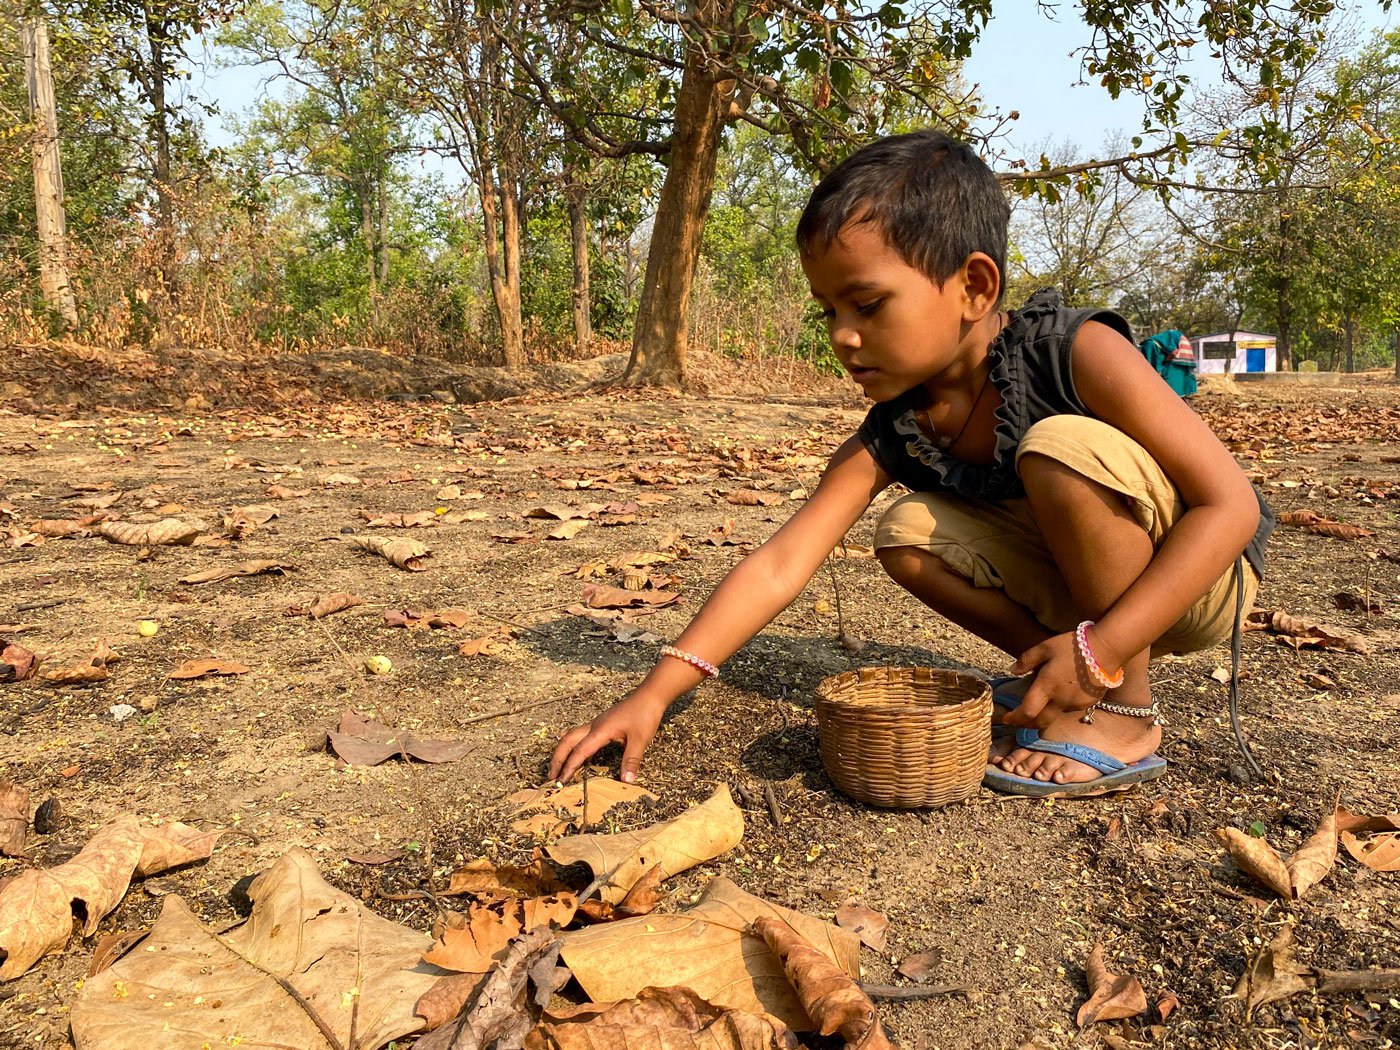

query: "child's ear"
xmin=960 ymin=253 xmax=1001 ymax=320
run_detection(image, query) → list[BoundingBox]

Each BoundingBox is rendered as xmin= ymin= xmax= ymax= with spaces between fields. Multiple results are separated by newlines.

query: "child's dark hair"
xmin=796 ymin=130 xmax=1010 ymax=298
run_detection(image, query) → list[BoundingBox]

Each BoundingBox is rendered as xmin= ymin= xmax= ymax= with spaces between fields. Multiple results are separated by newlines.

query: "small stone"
xmin=428 ymin=389 xmax=456 ymax=403
xmin=340 ymin=525 xmax=356 ymax=535
xmin=138 ymin=696 xmax=159 ymax=713
xmin=34 ymin=797 xmax=62 ymax=835
xmin=110 ymin=703 xmax=138 ymax=722
xmin=1226 ymin=763 xmax=1253 ymax=786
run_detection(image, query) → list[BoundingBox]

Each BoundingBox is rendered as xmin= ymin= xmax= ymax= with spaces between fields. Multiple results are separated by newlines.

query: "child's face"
xmin=802 ymin=220 xmax=971 ymax=401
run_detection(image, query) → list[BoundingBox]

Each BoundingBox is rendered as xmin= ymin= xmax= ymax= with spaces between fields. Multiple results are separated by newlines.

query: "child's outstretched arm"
xmin=547 ymin=436 xmax=890 ymax=784
xmin=1007 ymin=320 xmax=1262 ymax=725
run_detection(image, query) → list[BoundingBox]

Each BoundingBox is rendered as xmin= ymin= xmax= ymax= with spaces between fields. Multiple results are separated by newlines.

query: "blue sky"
xmin=197 ymin=1 xmax=1396 ymax=172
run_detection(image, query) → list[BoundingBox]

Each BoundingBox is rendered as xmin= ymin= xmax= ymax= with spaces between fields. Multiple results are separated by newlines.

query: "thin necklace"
xmin=923 ymin=311 xmax=1005 ymax=450
xmin=925 ymin=356 xmax=994 ymax=450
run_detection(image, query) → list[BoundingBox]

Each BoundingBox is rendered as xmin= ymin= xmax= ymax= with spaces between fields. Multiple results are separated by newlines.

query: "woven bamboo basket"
xmin=815 ymin=666 xmax=992 ymax=808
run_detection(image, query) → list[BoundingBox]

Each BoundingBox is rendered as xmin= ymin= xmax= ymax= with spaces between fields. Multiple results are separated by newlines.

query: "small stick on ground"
xmin=458 ymin=696 xmax=570 ymax=727
xmin=860 ymin=983 xmax=970 ymax=1000
xmin=763 ymin=783 xmax=782 ymax=828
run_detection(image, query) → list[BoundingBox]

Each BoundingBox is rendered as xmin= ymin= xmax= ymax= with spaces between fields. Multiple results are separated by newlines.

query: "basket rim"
xmin=815 ymin=666 xmax=991 ymax=710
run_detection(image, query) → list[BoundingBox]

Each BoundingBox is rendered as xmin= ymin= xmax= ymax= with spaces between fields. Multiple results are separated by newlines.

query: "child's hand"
xmin=546 ymin=691 xmax=668 ymax=785
xmin=1001 ymin=632 xmax=1105 ymax=726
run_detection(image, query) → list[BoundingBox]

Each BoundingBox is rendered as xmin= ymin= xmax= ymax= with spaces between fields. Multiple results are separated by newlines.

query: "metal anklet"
xmin=1080 ymin=698 xmax=1163 ymax=726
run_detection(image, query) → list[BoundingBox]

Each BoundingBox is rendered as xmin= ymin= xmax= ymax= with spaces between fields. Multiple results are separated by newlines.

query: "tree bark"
xmin=21 ymin=17 xmax=78 ymax=329
xmin=623 ymin=43 xmax=734 ymax=387
xmin=1275 ymin=205 xmax=1292 ymax=370
xmin=143 ymin=7 xmax=175 ymax=293
xmin=566 ymin=169 xmax=592 ymax=354
xmin=1344 ymin=317 xmax=1354 ymax=373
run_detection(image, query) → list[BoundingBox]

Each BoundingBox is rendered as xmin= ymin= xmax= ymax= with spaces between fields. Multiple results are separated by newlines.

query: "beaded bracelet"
xmin=660 ymin=644 xmax=719 ymax=679
xmin=1074 ymin=620 xmax=1124 ymax=690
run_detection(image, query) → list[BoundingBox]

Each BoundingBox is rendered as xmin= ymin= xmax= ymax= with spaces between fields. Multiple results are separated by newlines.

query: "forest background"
xmin=3 ymin=0 xmax=1400 ymax=388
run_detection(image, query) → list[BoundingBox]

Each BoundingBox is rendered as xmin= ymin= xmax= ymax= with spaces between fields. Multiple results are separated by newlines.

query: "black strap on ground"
xmin=1228 ymin=555 xmax=1264 ymax=778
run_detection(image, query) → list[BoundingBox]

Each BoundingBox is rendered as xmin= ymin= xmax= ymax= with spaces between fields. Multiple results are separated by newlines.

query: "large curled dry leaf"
xmin=352 ymin=534 xmax=431 ymax=570
xmin=1338 ymin=809 xmax=1400 ymax=872
xmin=581 ymin=583 xmax=679 ymax=610
xmin=753 ymin=916 xmax=891 ymax=1049
xmin=1077 ymin=942 xmax=1148 ymax=1028
xmin=328 ymin=711 xmax=472 ymax=765
xmin=1215 ymin=804 xmax=1339 ymax=899
xmin=40 ymin=639 xmax=121 ymax=684
xmin=1243 ymin=610 xmax=1369 ymax=654
xmin=524 ymin=986 xmax=798 ymax=1050
xmin=97 ymin=519 xmax=201 ymax=547
xmin=439 ymin=856 xmax=573 ymax=899
xmin=507 ymin=778 xmax=659 ymax=837
xmin=285 ymin=592 xmax=364 ymax=619
xmin=0 ymin=815 xmax=222 ymax=979
xmin=1276 ymin=509 xmax=1375 ymax=540
xmin=27 ymin=519 xmax=90 ymax=538
xmin=559 ymin=876 xmax=859 ymax=1031
xmin=70 ymin=848 xmax=441 ymax=1050
xmin=178 ymin=559 xmax=293 ymax=585
xmin=546 ymin=783 xmax=744 ymax=903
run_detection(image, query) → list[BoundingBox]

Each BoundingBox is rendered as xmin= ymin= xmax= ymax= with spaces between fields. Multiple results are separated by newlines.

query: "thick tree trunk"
xmin=1344 ymin=318 xmax=1354 ymax=374
xmin=566 ymin=173 xmax=592 ymax=353
xmin=478 ymin=174 xmax=526 ymax=370
xmin=144 ymin=13 xmax=175 ymax=296
xmin=22 ymin=18 xmax=78 ymax=329
xmin=624 ymin=46 xmax=733 ymax=387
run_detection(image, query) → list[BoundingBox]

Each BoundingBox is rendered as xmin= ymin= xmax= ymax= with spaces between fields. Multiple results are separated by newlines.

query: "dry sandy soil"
xmin=0 ymin=359 xmax=1397 ymax=1049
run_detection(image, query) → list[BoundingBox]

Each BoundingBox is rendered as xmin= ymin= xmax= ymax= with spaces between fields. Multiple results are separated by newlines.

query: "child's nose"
xmin=831 ymin=320 xmax=861 ymax=351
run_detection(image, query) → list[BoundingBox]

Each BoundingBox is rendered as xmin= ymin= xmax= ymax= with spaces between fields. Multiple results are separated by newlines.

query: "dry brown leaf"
xmin=1277 ymin=510 xmax=1375 ymax=540
xmin=611 ymin=550 xmax=674 ymax=569
xmin=524 ymin=986 xmax=797 ymax=1049
xmin=416 ymin=972 xmax=489 ymax=1032
xmin=1338 ymin=809 xmax=1400 ymax=871
xmin=1 ymin=642 xmax=40 ymax=683
xmin=40 ymin=639 xmax=120 ymax=685
xmin=1077 ymin=942 xmax=1148 ymax=1028
xmin=1214 ymin=827 xmax=1292 ymax=897
xmin=459 ymin=634 xmax=508 ymax=657
xmin=352 ymin=534 xmax=431 ymax=570
xmin=753 ymin=915 xmax=892 ymax=1048
xmin=265 ymin=484 xmax=311 ymax=499
xmin=581 ymin=583 xmax=679 ymax=610
xmin=526 ymin=504 xmax=595 ymax=521
xmin=424 ymin=902 xmax=524 ymax=974
xmin=577 ymin=864 xmax=666 ymax=923
xmin=321 ymin=472 xmax=362 ymax=486
xmin=1154 ymin=991 xmax=1182 ymax=1022
xmin=68 ymin=491 xmax=122 ymax=510
xmin=222 ymin=504 xmax=279 ymax=537
xmin=0 ymin=815 xmax=221 ymax=979
xmin=441 ymin=508 xmax=490 ymax=523
xmin=1230 ymin=924 xmax=1313 ymax=1020
xmin=27 ymin=519 xmax=89 ymax=538
xmin=441 ymin=857 xmax=572 ymax=898
xmin=833 ymin=903 xmax=888 ymax=953
xmin=0 ymin=782 xmax=28 ymax=857
xmin=178 ymin=559 xmax=293 ymax=585
xmin=547 ymin=520 xmax=589 ymax=541
xmin=1215 ymin=804 xmax=1340 ymax=899
xmin=506 ymin=779 xmax=659 ymax=837
xmin=545 ymin=784 xmax=744 ymax=904
xmin=559 ymin=876 xmax=859 ymax=1032
xmin=384 ymin=609 xmax=474 ymax=630
xmin=1243 ymin=610 xmax=1369 ymax=654
xmin=70 ymin=848 xmax=438 ymax=1050
xmin=168 ymin=658 xmax=250 ymax=680
xmin=895 ymin=950 xmax=943 ymax=984
xmin=727 ymin=489 xmax=785 ymax=507
xmin=97 ymin=519 xmax=200 ymax=547
xmin=416 ymin=926 xmax=560 ymax=1050
xmin=1287 ymin=805 xmax=1339 ymax=899
xmin=328 ymin=711 xmax=472 ymax=765
xmin=284 ymin=592 xmax=364 ymax=618
xmin=359 ymin=509 xmax=439 ymax=528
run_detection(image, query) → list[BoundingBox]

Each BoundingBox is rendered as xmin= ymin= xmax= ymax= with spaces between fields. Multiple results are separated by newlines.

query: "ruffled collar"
xmin=886 ymin=289 xmax=1062 ymax=491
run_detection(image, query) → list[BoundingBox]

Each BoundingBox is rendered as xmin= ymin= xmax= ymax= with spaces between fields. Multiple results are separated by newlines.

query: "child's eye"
xmin=817 ymin=306 xmax=835 ymax=320
xmin=856 ymin=299 xmax=883 ymax=316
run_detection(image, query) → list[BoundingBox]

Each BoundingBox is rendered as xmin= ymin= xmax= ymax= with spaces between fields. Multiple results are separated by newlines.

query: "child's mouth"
xmin=849 ymin=366 xmax=879 ymax=383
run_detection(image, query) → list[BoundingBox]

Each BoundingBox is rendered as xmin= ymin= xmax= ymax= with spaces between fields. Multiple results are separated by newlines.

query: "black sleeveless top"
xmin=856 ymin=289 xmax=1274 ymax=576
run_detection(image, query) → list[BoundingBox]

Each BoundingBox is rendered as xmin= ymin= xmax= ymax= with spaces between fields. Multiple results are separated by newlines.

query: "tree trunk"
xmin=624 ymin=45 xmax=733 ymax=387
xmin=1275 ymin=206 xmax=1292 ymax=370
xmin=1394 ymin=324 xmax=1399 ymax=380
xmin=21 ymin=18 xmax=78 ymax=329
xmin=478 ymin=173 xmax=526 ymax=370
xmin=1344 ymin=317 xmax=1354 ymax=374
xmin=566 ymin=171 xmax=592 ymax=354
xmin=144 ymin=11 xmax=174 ymax=292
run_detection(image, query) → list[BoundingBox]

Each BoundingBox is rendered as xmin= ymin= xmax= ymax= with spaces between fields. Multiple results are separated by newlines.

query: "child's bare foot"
xmin=988 ymin=704 xmax=1162 ymax=784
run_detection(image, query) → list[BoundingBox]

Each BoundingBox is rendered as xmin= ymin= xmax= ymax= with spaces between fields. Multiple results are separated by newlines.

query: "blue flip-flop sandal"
xmin=987 ymin=675 xmax=1026 ymax=740
xmin=982 ymin=727 xmax=1167 ymax=798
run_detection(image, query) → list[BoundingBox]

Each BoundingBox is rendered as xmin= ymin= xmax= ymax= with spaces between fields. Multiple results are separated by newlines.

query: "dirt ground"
xmin=0 ymin=363 xmax=1397 ymax=1049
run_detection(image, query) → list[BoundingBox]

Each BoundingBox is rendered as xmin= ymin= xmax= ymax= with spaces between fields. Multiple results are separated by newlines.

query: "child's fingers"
xmin=547 ymin=724 xmax=594 ymax=783
xmin=619 ymin=736 xmax=648 ymax=784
